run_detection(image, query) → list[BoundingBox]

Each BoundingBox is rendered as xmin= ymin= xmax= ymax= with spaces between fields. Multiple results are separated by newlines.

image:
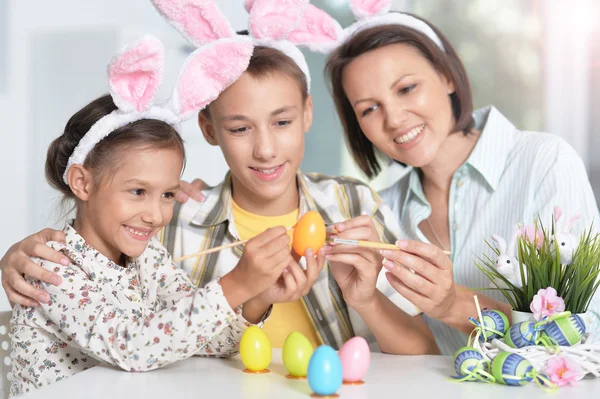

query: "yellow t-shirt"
xmin=232 ymin=200 xmax=320 ymax=349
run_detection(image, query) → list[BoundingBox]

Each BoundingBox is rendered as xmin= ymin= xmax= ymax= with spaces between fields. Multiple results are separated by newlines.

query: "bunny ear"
xmin=151 ymin=0 xmax=235 ymax=47
xmin=507 ymin=228 xmax=520 ymax=256
xmin=554 ymin=206 xmax=563 ymax=223
xmin=350 ymin=0 xmax=392 ymax=20
xmin=170 ymin=39 xmax=254 ymax=121
xmin=108 ymin=35 xmax=164 ymax=113
xmin=565 ymin=213 xmax=582 ymax=232
xmin=244 ymin=0 xmax=255 ymax=12
xmin=491 ymin=234 xmax=507 ymax=255
xmin=286 ymin=4 xmax=343 ymax=53
xmin=249 ymin=0 xmax=310 ymax=41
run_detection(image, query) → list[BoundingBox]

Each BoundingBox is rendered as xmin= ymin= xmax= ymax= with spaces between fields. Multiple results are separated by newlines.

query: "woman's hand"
xmin=381 ymin=240 xmax=457 ymax=320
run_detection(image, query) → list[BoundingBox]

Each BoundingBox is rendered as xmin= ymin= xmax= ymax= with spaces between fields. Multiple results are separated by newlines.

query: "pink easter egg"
xmin=338 ymin=336 xmax=371 ymax=383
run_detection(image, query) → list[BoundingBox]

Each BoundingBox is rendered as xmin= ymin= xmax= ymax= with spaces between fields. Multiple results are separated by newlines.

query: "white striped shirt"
xmin=380 ymin=106 xmax=600 ymax=355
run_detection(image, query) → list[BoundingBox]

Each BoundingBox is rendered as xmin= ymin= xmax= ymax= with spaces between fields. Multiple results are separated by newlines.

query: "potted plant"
xmin=475 ymin=207 xmax=600 ymax=329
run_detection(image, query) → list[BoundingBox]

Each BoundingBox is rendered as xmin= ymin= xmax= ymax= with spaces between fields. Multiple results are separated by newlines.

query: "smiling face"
xmin=200 ymin=70 xmax=313 ymax=215
xmin=341 ymin=43 xmax=455 ymax=169
xmin=326 ymin=23 xmax=474 ymax=178
xmin=72 ymin=146 xmax=183 ymax=264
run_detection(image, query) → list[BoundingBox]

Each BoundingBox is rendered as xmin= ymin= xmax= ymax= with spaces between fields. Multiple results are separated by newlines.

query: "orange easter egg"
xmin=293 ymin=211 xmax=326 ymax=256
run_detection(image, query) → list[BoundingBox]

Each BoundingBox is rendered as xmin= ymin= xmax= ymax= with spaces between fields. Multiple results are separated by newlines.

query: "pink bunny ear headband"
xmin=280 ymin=0 xmax=445 ymax=54
xmin=151 ymin=0 xmax=347 ymax=94
xmin=63 ymin=34 xmax=247 ymax=184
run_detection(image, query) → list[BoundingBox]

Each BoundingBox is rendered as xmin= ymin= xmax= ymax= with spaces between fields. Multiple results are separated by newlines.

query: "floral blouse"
xmin=10 ymin=223 xmax=264 ymax=396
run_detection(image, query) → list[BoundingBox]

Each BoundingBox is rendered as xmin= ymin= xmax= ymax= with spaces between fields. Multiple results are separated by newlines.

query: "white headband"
xmin=282 ymin=0 xmax=445 ymax=54
xmin=151 ymin=0 xmax=337 ymax=96
xmin=63 ymin=33 xmax=252 ymax=184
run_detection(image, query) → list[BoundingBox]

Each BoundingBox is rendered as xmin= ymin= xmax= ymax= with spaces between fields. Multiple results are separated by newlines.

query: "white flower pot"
xmin=510 ymin=310 xmax=535 ymax=324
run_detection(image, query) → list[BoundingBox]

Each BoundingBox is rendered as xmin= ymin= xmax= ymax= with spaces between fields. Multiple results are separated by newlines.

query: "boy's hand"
xmin=1 ymin=229 xmax=67 ymax=307
xmin=175 ymin=178 xmax=207 ymax=203
xmin=326 ymin=215 xmax=383 ymax=308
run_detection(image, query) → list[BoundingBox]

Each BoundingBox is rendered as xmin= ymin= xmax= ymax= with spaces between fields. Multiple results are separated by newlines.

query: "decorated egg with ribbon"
xmin=307 ymin=345 xmax=343 ymax=396
xmin=282 ymin=332 xmax=313 ymax=378
xmin=477 ymin=310 xmax=509 ymax=341
xmin=240 ymin=326 xmax=272 ymax=372
xmin=504 ymin=322 xmax=541 ymax=348
xmin=452 ymin=347 xmax=489 ymax=381
xmin=543 ymin=313 xmax=586 ymax=346
xmin=292 ymin=210 xmax=326 ymax=256
xmin=490 ymin=352 xmax=534 ymax=386
xmin=338 ymin=336 xmax=370 ymax=383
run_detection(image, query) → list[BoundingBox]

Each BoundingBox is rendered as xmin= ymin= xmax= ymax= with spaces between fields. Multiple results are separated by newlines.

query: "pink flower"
xmin=519 ymin=224 xmax=544 ymax=249
xmin=530 ymin=287 xmax=565 ymax=321
xmin=544 ymin=356 xmax=584 ymax=386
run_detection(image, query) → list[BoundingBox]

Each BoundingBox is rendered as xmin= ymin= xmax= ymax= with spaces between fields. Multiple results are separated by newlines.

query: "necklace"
xmin=426 ymin=217 xmax=449 ymax=251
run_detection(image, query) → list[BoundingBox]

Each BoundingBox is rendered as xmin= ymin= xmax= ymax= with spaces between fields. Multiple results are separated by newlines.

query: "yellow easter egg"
xmin=282 ymin=332 xmax=314 ymax=377
xmin=293 ymin=210 xmax=326 ymax=256
xmin=240 ymin=326 xmax=272 ymax=371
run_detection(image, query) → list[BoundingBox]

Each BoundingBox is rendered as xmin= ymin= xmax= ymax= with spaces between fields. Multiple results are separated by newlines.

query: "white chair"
xmin=0 ymin=311 xmax=12 ymax=399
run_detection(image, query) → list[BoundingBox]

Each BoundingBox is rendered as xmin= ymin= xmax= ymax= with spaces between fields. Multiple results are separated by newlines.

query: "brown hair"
xmin=326 ymin=15 xmax=474 ymax=178
xmin=202 ymin=43 xmax=309 ymax=117
xmin=46 ymin=94 xmax=186 ymax=200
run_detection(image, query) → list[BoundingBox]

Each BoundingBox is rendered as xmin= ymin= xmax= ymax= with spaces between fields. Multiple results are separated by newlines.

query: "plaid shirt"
xmin=162 ymin=171 xmax=419 ymax=351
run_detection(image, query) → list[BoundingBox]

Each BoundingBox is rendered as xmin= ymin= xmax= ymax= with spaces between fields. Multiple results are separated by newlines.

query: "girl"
xmin=9 ymin=35 xmax=309 ymax=395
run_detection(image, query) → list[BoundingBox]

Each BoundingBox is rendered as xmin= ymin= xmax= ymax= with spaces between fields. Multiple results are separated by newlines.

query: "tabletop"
xmin=20 ymin=349 xmax=600 ymax=398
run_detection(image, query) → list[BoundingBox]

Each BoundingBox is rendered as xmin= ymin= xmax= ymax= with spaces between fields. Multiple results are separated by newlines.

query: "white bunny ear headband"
xmin=62 ymin=34 xmax=246 ymax=184
xmin=284 ymin=0 xmax=445 ymax=54
xmin=151 ymin=0 xmax=347 ymax=93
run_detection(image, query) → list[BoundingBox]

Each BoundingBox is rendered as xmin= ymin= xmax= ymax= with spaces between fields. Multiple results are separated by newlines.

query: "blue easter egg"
xmin=479 ymin=310 xmax=509 ymax=341
xmin=452 ymin=347 xmax=487 ymax=380
xmin=504 ymin=322 xmax=540 ymax=348
xmin=307 ymin=345 xmax=343 ymax=396
xmin=543 ymin=314 xmax=586 ymax=346
xmin=491 ymin=352 xmax=534 ymax=386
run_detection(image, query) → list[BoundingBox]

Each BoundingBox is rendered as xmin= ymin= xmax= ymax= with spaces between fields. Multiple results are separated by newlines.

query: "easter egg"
xmin=293 ymin=210 xmax=326 ymax=256
xmin=543 ymin=314 xmax=586 ymax=346
xmin=338 ymin=336 xmax=370 ymax=383
xmin=282 ymin=332 xmax=314 ymax=378
xmin=452 ymin=347 xmax=487 ymax=380
xmin=307 ymin=345 xmax=343 ymax=396
xmin=240 ymin=326 xmax=272 ymax=372
xmin=490 ymin=352 xmax=533 ymax=386
xmin=478 ymin=310 xmax=509 ymax=341
xmin=504 ymin=322 xmax=540 ymax=348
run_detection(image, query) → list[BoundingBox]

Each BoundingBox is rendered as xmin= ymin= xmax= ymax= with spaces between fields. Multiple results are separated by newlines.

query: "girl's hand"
xmin=382 ymin=240 xmax=457 ymax=320
xmin=326 ymin=215 xmax=383 ymax=308
xmin=256 ymin=248 xmax=326 ymax=305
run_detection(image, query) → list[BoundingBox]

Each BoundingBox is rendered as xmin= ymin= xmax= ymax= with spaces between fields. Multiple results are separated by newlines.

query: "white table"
xmin=21 ymin=349 xmax=600 ymax=398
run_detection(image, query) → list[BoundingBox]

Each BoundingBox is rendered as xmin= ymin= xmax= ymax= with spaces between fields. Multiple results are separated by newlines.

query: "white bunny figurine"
xmin=491 ymin=229 xmax=524 ymax=288
xmin=550 ymin=206 xmax=582 ymax=265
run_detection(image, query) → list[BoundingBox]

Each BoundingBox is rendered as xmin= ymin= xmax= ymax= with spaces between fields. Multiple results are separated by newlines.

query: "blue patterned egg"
xmin=543 ymin=314 xmax=586 ymax=346
xmin=452 ymin=347 xmax=487 ymax=380
xmin=307 ymin=345 xmax=343 ymax=396
xmin=478 ymin=310 xmax=509 ymax=341
xmin=504 ymin=322 xmax=540 ymax=348
xmin=491 ymin=352 xmax=533 ymax=386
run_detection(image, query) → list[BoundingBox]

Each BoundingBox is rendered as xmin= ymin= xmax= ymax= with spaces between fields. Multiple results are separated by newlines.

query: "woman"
xmin=322 ymin=12 xmax=600 ymax=354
